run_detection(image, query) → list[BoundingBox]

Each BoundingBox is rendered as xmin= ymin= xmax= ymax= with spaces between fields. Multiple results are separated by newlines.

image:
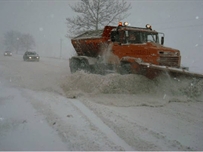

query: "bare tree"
xmin=3 ymin=30 xmax=21 ymax=53
xmin=19 ymin=34 xmax=35 ymax=52
xmin=66 ymin=0 xmax=131 ymax=37
xmin=3 ymin=31 xmax=35 ymax=54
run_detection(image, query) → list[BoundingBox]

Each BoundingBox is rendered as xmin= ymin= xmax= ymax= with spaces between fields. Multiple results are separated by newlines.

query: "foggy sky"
xmin=0 ymin=0 xmax=202 ymax=72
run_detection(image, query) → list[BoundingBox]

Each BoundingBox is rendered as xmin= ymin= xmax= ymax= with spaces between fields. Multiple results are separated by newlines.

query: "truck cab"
xmin=109 ymin=22 xmax=181 ymax=68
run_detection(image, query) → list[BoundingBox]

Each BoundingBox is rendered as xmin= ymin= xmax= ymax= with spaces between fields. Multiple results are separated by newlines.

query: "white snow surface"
xmin=0 ymin=54 xmax=203 ymax=151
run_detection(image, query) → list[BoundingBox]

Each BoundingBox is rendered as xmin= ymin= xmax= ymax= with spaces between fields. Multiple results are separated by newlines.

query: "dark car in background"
xmin=23 ymin=51 xmax=40 ymax=62
xmin=4 ymin=51 xmax=12 ymax=56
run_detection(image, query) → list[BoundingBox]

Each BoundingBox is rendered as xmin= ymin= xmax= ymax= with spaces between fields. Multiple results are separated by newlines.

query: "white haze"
xmin=0 ymin=0 xmax=202 ymax=72
xmin=0 ymin=1 xmax=203 ymax=150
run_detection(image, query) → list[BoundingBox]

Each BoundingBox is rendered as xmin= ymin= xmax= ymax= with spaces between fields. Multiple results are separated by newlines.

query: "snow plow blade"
xmin=140 ymin=62 xmax=203 ymax=79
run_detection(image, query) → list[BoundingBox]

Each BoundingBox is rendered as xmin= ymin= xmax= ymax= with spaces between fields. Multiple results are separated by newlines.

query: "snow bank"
xmin=61 ymin=71 xmax=203 ymax=106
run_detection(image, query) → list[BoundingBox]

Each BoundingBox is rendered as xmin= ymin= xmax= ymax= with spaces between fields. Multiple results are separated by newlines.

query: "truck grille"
xmin=159 ymin=56 xmax=179 ymax=67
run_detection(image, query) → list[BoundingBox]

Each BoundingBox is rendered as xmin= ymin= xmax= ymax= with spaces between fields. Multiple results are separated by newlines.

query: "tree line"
xmin=3 ymin=30 xmax=35 ymax=54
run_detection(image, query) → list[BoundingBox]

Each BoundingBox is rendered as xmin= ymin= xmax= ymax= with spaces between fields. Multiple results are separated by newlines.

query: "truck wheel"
xmin=79 ymin=60 xmax=91 ymax=73
xmin=120 ymin=63 xmax=132 ymax=74
xmin=70 ymin=59 xmax=80 ymax=73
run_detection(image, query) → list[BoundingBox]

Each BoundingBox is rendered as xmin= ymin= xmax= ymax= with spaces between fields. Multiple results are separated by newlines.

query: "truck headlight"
xmin=29 ymin=57 xmax=31 ymax=59
xmin=146 ymin=24 xmax=152 ymax=30
xmin=123 ymin=22 xmax=128 ymax=26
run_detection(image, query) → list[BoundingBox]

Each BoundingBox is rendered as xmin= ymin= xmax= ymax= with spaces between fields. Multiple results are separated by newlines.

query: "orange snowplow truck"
xmin=70 ymin=22 xmax=203 ymax=79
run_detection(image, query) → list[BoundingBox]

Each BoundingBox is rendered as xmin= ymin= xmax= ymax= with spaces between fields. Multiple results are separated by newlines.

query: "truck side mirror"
xmin=161 ymin=37 xmax=164 ymax=45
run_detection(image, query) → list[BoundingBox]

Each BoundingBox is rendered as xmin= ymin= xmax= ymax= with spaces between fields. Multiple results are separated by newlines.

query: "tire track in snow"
xmin=70 ymin=99 xmax=135 ymax=151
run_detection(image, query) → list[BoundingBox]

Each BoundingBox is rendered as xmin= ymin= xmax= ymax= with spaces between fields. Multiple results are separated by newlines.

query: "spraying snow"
xmin=61 ymin=71 xmax=203 ymax=107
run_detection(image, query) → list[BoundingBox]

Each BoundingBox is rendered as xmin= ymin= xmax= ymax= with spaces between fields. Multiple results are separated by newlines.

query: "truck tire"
xmin=70 ymin=58 xmax=80 ymax=73
xmin=70 ymin=58 xmax=91 ymax=73
xmin=79 ymin=59 xmax=91 ymax=73
xmin=120 ymin=63 xmax=132 ymax=74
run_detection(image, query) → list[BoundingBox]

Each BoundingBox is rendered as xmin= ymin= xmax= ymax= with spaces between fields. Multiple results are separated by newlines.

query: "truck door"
xmin=111 ymin=30 xmax=148 ymax=61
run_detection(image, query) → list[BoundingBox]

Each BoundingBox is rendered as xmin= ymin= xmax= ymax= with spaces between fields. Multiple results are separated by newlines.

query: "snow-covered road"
xmin=0 ymin=55 xmax=132 ymax=150
xmin=0 ymin=54 xmax=203 ymax=150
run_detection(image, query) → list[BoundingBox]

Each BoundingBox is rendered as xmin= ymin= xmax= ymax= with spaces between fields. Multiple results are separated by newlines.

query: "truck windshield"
xmin=111 ymin=30 xmax=160 ymax=44
xmin=127 ymin=31 xmax=159 ymax=44
xmin=142 ymin=32 xmax=159 ymax=43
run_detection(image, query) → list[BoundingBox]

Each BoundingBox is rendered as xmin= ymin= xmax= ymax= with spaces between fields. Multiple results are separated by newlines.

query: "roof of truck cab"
xmin=118 ymin=26 xmax=158 ymax=33
xmin=72 ymin=25 xmax=158 ymax=40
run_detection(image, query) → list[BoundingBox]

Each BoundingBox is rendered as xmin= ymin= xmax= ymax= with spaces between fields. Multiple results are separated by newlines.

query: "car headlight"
xmin=5 ymin=53 xmax=7 ymax=55
xmin=36 ymin=57 xmax=38 ymax=59
xmin=29 ymin=57 xmax=31 ymax=59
